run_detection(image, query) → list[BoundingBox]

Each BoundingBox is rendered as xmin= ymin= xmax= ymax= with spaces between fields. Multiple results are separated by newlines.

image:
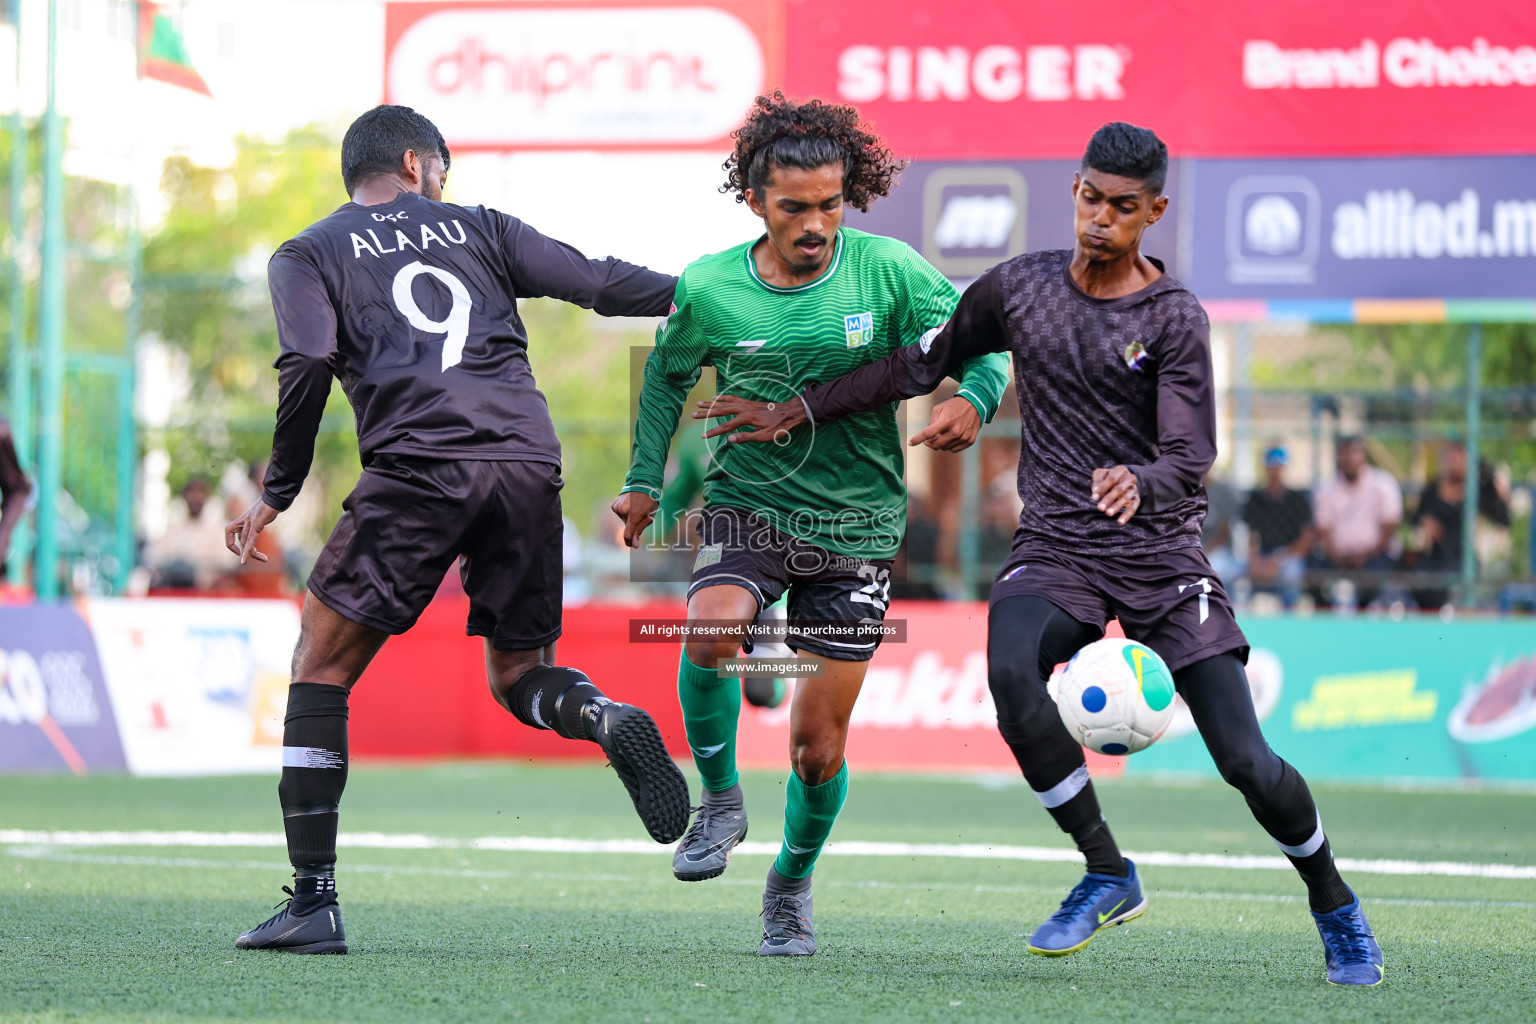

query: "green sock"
xmin=774 ymin=761 xmax=849 ymax=879
xmin=677 ymin=650 xmax=741 ymax=793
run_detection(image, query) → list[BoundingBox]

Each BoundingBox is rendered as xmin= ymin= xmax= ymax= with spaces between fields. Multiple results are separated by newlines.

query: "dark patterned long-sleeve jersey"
xmin=260 ymin=191 xmax=677 ymax=510
xmin=801 ymin=249 xmax=1216 ymax=555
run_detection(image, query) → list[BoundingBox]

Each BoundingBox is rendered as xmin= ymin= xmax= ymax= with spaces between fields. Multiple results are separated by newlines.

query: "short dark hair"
xmin=340 ymin=105 xmax=450 ymax=194
xmin=722 ymin=92 xmax=904 ymax=213
xmin=1081 ymin=122 xmax=1168 ymax=195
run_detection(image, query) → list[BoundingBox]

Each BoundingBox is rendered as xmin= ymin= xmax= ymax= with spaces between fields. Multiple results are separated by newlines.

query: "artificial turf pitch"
xmin=3 ymin=763 xmax=1534 ymax=1023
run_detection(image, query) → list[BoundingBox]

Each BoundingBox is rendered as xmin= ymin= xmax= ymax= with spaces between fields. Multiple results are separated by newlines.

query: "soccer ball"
xmin=1053 ymin=638 xmax=1177 ymax=756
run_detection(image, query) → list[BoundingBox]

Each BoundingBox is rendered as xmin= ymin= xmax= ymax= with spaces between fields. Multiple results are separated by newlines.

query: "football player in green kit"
xmin=610 ymin=92 xmax=1010 ymax=956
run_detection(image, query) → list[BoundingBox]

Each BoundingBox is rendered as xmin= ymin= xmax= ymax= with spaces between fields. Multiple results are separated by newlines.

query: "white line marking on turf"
xmin=2 ymin=829 xmax=1533 ymax=880
xmin=10 ymin=848 xmax=1536 ymax=912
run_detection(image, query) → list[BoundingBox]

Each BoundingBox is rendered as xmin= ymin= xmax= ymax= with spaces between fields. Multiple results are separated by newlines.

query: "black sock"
xmin=504 ymin=666 xmax=607 ymax=741
xmin=279 ymin=683 xmax=349 ymax=888
xmin=1247 ymin=761 xmax=1352 ymax=913
xmin=998 ymin=707 xmax=1126 ymax=878
xmin=766 ymin=864 xmax=812 ymax=895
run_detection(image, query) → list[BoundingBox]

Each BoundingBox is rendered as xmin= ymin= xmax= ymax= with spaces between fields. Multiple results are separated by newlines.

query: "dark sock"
xmin=765 ymin=863 xmax=812 ymax=895
xmin=998 ymin=706 xmax=1127 ymax=878
xmin=290 ymin=873 xmax=336 ymax=913
xmin=702 ymin=782 xmax=744 ymax=809
xmin=505 ymin=666 xmax=607 ymax=741
xmin=1247 ymin=760 xmax=1352 ymax=913
xmin=279 ymin=683 xmax=349 ymax=887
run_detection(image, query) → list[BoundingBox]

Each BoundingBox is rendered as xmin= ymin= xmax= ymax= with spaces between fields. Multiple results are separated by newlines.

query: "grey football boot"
xmin=672 ymin=800 xmax=749 ymax=881
xmin=235 ymin=886 xmax=348 ymax=954
xmin=759 ymin=888 xmax=816 ymax=956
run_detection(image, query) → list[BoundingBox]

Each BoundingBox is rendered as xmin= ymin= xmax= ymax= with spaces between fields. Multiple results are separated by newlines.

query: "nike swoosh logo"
xmin=1098 ymin=898 xmax=1128 ymax=925
xmin=692 ymin=743 xmax=727 ymax=758
xmin=786 ymin=844 xmax=817 ymax=855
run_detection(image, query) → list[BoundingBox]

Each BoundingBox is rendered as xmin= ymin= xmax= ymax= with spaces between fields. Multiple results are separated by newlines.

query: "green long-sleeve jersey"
xmin=621 ymin=228 xmax=1011 ymax=560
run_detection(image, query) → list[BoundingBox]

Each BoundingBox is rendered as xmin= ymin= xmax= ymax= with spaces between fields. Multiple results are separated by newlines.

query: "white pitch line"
xmin=11 ymin=848 xmax=1536 ymax=912
xmin=2 ymin=829 xmax=1533 ymax=880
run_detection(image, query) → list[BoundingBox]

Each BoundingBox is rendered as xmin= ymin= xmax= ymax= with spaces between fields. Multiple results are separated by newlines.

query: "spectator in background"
xmin=148 ymin=476 xmax=233 ymax=591
xmin=1407 ymin=440 xmax=1511 ymax=608
xmin=1314 ymin=437 xmax=1401 ymax=572
xmin=1201 ymin=468 xmax=1242 ymax=588
xmin=1313 ymin=437 xmax=1402 ymax=607
xmin=0 ymin=416 xmax=32 ymax=577
xmin=1242 ymin=445 xmax=1313 ymax=608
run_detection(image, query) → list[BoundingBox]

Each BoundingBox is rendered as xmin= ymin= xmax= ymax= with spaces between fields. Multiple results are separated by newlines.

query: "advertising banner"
xmin=846 ymin=159 xmax=1179 ymax=279
xmin=1131 ymin=617 xmax=1536 ymax=783
xmin=0 ymin=605 xmax=125 ymax=774
xmin=1185 ymin=156 xmax=1536 ymax=300
xmin=384 ymin=1 xmax=784 ymax=151
xmin=785 ymin=0 xmax=1536 ymax=160
xmin=81 ymin=599 xmax=300 ymax=776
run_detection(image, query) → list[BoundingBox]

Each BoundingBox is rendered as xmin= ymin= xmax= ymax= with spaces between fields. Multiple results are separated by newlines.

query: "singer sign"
xmin=385 ymin=2 xmax=780 ymax=150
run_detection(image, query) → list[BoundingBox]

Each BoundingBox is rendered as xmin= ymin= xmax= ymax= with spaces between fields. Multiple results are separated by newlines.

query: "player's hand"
xmin=610 ymin=491 xmax=659 ymax=549
xmin=692 ymin=393 xmax=808 ymax=444
xmin=1091 ymin=466 xmax=1141 ymax=525
xmin=225 ymin=499 xmax=279 ymax=564
xmin=910 ymin=396 xmax=981 ymax=452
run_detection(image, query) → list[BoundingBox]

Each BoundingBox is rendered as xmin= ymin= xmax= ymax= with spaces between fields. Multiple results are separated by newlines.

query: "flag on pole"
xmin=136 ymin=2 xmax=211 ymax=96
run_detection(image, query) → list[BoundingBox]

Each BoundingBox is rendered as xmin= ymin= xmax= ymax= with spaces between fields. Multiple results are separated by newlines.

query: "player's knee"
xmin=790 ymin=740 xmax=843 ymax=786
xmin=988 ymin=654 xmax=1051 ymax=726
xmin=1213 ymin=744 xmax=1281 ymax=798
xmin=685 ymin=639 xmax=740 ymax=671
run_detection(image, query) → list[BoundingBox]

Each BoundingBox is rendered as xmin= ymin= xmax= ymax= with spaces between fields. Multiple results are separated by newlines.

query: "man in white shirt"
xmin=1314 ymin=437 xmax=1402 ymax=572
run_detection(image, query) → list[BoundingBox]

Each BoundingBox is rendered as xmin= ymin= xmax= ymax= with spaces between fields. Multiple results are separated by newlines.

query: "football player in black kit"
xmin=695 ymin=123 xmax=1383 ymax=986
xmin=224 ymin=105 xmax=690 ymax=954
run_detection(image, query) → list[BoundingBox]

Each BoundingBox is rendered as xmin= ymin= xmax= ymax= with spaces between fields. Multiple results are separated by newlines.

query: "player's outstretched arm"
xmin=614 ymin=281 xmax=705 ymax=548
xmin=697 ymin=266 xmax=1010 ymax=445
xmin=497 ymin=214 xmax=676 ymax=318
xmin=1118 ymin=303 xmax=1218 ymax=517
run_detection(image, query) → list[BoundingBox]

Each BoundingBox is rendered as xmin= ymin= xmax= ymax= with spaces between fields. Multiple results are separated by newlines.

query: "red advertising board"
xmin=784 ymin=0 xmax=1536 ymax=159
xmin=385 ymin=0 xmax=1535 ymax=159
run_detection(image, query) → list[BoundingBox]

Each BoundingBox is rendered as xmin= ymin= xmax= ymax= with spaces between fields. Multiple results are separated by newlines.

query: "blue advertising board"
xmin=0 ymin=604 xmax=126 ymax=773
xmin=851 ymin=156 xmax=1536 ymax=307
xmin=847 ymin=159 xmax=1180 ymax=280
xmin=1186 ymin=156 xmax=1536 ymax=301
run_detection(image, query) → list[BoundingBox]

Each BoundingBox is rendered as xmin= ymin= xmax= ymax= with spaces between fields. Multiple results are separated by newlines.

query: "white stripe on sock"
xmin=1033 ymin=765 xmax=1090 ymax=809
xmin=281 ymin=746 xmax=344 ymax=770
xmin=1273 ymin=811 xmax=1326 ymax=858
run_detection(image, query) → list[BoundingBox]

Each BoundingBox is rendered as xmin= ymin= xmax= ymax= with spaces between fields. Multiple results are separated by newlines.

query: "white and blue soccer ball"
xmin=1053 ymin=638 xmax=1177 ymax=756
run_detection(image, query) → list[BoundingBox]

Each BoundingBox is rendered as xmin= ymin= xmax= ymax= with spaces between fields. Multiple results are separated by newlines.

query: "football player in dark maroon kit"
xmin=695 ymin=123 xmax=1382 ymax=986
xmin=224 ymin=105 xmax=689 ymax=954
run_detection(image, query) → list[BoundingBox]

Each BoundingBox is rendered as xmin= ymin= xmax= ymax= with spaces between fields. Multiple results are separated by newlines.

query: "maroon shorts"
xmin=308 ymin=456 xmax=563 ymax=651
xmin=989 ymin=539 xmax=1247 ymax=672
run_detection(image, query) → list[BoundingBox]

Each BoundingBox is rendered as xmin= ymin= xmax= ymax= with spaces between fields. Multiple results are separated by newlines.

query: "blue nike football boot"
xmin=1026 ymin=858 xmax=1146 ymax=957
xmin=1312 ymin=891 xmax=1384 ymax=986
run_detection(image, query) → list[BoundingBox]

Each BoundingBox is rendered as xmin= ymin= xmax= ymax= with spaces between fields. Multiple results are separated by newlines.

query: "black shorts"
xmin=308 ymin=456 xmax=563 ymax=651
xmin=989 ymin=539 xmax=1247 ymax=672
xmin=688 ymin=506 xmax=893 ymax=663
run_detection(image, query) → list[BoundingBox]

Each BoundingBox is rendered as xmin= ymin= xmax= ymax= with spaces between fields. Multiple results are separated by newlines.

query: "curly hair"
xmin=720 ymin=92 xmax=905 ymax=213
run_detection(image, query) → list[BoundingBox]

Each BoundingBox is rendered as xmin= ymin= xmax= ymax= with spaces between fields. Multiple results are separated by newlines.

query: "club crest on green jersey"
xmin=845 ymin=311 xmax=874 ymax=349
xmin=694 ymin=544 xmax=723 ymax=570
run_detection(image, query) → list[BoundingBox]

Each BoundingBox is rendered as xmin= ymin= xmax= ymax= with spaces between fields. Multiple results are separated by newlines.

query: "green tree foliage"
xmin=142 ymin=125 xmax=359 ymax=538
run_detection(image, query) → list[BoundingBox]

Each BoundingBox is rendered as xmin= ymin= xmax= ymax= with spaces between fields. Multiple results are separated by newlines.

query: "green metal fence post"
xmin=1460 ymin=324 xmax=1482 ymax=608
xmin=5 ymin=0 xmax=29 ymax=586
xmin=114 ymin=194 xmax=140 ymax=593
xmin=34 ymin=0 xmax=63 ymax=599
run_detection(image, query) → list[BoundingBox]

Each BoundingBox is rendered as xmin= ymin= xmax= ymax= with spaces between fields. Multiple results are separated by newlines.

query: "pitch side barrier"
xmin=1 ymin=598 xmax=1532 ymax=782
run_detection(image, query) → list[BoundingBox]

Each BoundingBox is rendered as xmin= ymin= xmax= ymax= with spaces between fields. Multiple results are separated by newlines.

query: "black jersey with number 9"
xmin=261 ymin=191 xmax=675 ymax=509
